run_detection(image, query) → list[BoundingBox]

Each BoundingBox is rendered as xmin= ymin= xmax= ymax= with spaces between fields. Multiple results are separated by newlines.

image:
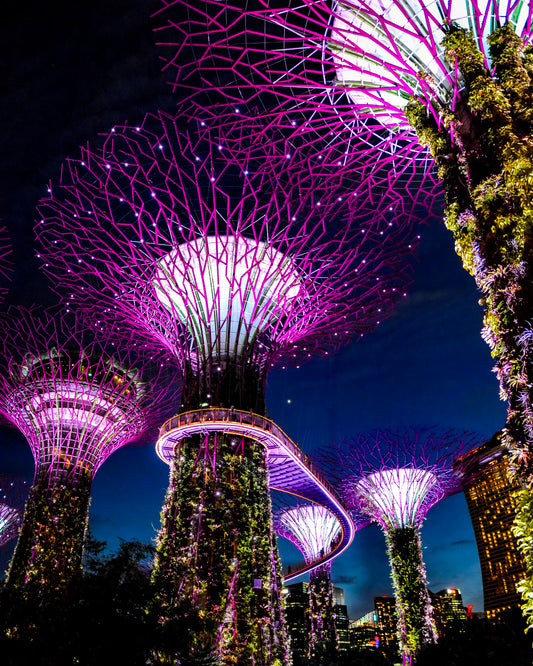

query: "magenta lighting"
xmin=319 ymin=428 xmax=482 ymax=664
xmin=35 ymin=108 xmax=421 ymax=663
xmin=0 ymin=477 xmax=28 ymax=550
xmin=275 ymin=501 xmax=341 ymax=661
xmin=0 ymin=307 xmax=174 ymax=606
xmin=153 ymin=1 xmax=442 ymax=191
xmin=276 ymin=502 xmax=341 ymax=565
xmin=0 ymin=225 xmax=12 ymax=302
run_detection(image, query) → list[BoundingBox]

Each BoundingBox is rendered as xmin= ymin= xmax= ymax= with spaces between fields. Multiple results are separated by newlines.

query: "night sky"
xmin=0 ymin=1 xmax=506 ymax=619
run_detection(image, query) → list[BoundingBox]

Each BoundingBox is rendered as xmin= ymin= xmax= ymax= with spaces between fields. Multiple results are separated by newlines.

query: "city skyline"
xmin=0 ymin=0 xmax=507 ymax=621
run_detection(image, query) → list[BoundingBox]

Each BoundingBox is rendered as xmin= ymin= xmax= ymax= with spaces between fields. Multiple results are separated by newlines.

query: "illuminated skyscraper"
xmin=431 ymin=588 xmax=467 ymax=636
xmin=456 ymin=436 xmax=527 ymax=620
xmin=283 ymin=581 xmax=309 ymax=664
xmin=374 ymin=596 xmax=399 ymax=657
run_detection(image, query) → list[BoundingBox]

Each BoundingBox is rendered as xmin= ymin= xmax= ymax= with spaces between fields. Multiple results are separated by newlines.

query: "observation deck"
xmin=157 ymin=408 xmax=355 ymax=580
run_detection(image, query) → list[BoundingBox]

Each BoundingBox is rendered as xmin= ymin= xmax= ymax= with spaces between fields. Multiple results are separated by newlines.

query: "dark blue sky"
xmin=0 ymin=0 xmax=506 ymax=618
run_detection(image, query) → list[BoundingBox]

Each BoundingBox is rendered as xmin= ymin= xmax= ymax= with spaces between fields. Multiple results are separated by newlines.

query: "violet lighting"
xmin=0 ymin=306 xmax=175 ymax=601
xmin=0 ymin=477 xmax=27 ymax=549
xmin=152 ymin=1 xmax=442 ymax=190
xmin=34 ymin=107 xmax=421 ymax=663
xmin=357 ymin=467 xmax=439 ymax=530
xmin=36 ymin=108 xmax=422 ymax=377
xmin=275 ymin=502 xmax=341 ymax=564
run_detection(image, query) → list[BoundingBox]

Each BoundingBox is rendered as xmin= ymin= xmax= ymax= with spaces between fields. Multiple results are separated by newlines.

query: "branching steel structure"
xmin=35 ymin=108 xmax=422 ymax=664
xmin=154 ymin=0 xmax=533 ymax=623
xmin=0 ymin=307 xmax=174 ymax=609
xmin=274 ymin=500 xmax=341 ymax=661
xmin=319 ymin=428 xmax=481 ymax=664
xmin=0 ymin=477 xmax=28 ymax=550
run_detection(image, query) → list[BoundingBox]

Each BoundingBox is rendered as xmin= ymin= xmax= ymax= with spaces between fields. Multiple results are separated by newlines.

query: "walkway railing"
xmin=157 ymin=407 xmax=354 ymax=579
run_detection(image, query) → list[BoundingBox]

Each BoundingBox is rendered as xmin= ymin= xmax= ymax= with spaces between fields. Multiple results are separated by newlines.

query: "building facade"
xmin=457 ymin=436 xmax=527 ymax=619
xmin=431 ymin=588 xmax=467 ymax=635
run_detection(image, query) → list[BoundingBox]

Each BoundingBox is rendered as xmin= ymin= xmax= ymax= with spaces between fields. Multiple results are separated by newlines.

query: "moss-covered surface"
xmin=151 ymin=431 xmax=289 ymax=665
xmin=405 ymin=22 xmax=533 ymax=625
xmin=6 ymin=470 xmax=91 ymax=600
xmin=386 ymin=526 xmax=436 ymax=663
xmin=308 ymin=563 xmax=337 ymax=662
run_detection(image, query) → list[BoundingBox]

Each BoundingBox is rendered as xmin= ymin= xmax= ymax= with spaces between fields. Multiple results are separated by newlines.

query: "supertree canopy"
xmin=274 ymin=500 xmax=342 ymax=662
xmin=154 ymin=1 xmax=533 ymax=623
xmin=35 ymin=108 xmax=422 ymax=664
xmin=153 ymin=1 xmax=441 ymax=192
xmin=318 ymin=428 xmax=482 ymax=664
xmin=0 ymin=477 xmax=28 ymax=550
xmin=0 ymin=307 xmax=175 ymax=608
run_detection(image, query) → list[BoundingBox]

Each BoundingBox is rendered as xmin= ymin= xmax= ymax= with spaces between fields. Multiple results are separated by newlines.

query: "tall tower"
xmin=0 ymin=307 xmax=174 ymax=608
xmin=275 ymin=501 xmax=342 ymax=661
xmin=35 ymin=108 xmax=421 ymax=663
xmin=456 ymin=435 xmax=527 ymax=619
xmin=319 ymin=428 xmax=481 ymax=664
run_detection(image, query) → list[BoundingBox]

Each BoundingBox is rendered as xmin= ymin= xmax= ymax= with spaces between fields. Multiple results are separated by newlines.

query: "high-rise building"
xmin=332 ymin=587 xmax=351 ymax=652
xmin=374 ymin=596 xmax=399 ymax=656
xmin=431 ymin=588 xmax=467 ymax=636
xmin=456 ymin=436 xmax=527 ymax=619
xmin=284 ymin=582 xmax=310 ymax=662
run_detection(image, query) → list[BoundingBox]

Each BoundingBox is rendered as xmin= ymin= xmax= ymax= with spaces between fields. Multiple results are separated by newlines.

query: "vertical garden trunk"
xmin=6 ymin=468 xmax=91 ymax=603
xmin=152 ymin=431 xmax=289 ymax=664
xmin=386 ymin=526 xmax=436 ymax=664
xmin=308 ymin=563 xmax=337 ymax=662
xmin=406 ymin=23 xmax=533 ymax=625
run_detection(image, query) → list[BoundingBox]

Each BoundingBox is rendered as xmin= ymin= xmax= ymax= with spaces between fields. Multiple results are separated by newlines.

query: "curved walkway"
xmin=157 ymin=408 xmax=355 ymax=581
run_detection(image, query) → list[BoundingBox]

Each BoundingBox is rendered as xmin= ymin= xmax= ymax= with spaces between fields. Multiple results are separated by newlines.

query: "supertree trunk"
xmin=406 ymin=23 xmax=533 ymax=623
xmin=151 ymin=434 xmax=288 ymax=664
xmin=385 ymin=526 xmax=436 ymax=665
xmin=308 ymin=564 xmax=337 ymax=662
xmin=5 ymin=468 xmax=91 ymax=604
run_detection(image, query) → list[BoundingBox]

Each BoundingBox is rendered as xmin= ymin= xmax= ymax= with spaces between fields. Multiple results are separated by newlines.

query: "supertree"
xmin=153 ymin=0 xmax=533 ymax=622
xmin=150 ymin=0 xmax=533 ymax=447
xmin=318 ymin=428 xmax=482 ymax=664
xmin=152 ymin=1 xmax=441 ymax=192
xmin=0 ymin=306 xmax=175 ymax=608
xmin=34 ymin=108 xmax=422 ymax=664
xmin=0 ymin=477 xmax=28 ymax=550
xmin=273 ymin=499 xmax=353 ymax=662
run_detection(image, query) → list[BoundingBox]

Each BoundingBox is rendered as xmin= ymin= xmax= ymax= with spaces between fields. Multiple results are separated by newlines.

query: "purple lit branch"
xmin=0 ymin=307 xmax=175 ymax=482
xmin=152 ymin=1 xmax=442 ymax=192
xmin=0 ymin=477 xmax=28 ymax=549
xmin=318 ymin=428 xmax=483 ymax=529
xmin=274 ymin=501 xmax=341 ymax=564
xmin=36 ymin=108 xmax=422 ymax=374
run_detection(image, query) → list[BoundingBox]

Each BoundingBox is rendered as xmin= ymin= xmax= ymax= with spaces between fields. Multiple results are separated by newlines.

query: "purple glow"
xmin=0 ymin=307 xmax=175 ymax=481
xmin=317 ymin=428 xmax=483 ymax=527
xmin=275 ymin=502 xmax=341 ymax=563
xmin=357 ymin=468 xmax=439 ymax=529
xmin=152 ymin=2 xmax=442 ymax=192
xmin=157 ymin=407 xmax=356 ymax=577
xmin=36 ymin=108 xmax=422 ymax=373
xmin=0 ymin=477 xmax=27 ymax=549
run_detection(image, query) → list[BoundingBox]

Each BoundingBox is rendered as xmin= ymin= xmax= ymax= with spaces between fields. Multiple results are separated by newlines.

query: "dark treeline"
xmin=0 ymin=536 xmax=532 ymax=665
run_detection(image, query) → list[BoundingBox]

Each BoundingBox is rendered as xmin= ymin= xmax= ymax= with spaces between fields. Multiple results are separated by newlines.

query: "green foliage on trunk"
xmin=386 ymin=526 xmax=436 ymax=661
xmin=150 ymin=431 xmax=289 ymax=665
xmin=406 ymin=22 xmax=533 ymax=627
